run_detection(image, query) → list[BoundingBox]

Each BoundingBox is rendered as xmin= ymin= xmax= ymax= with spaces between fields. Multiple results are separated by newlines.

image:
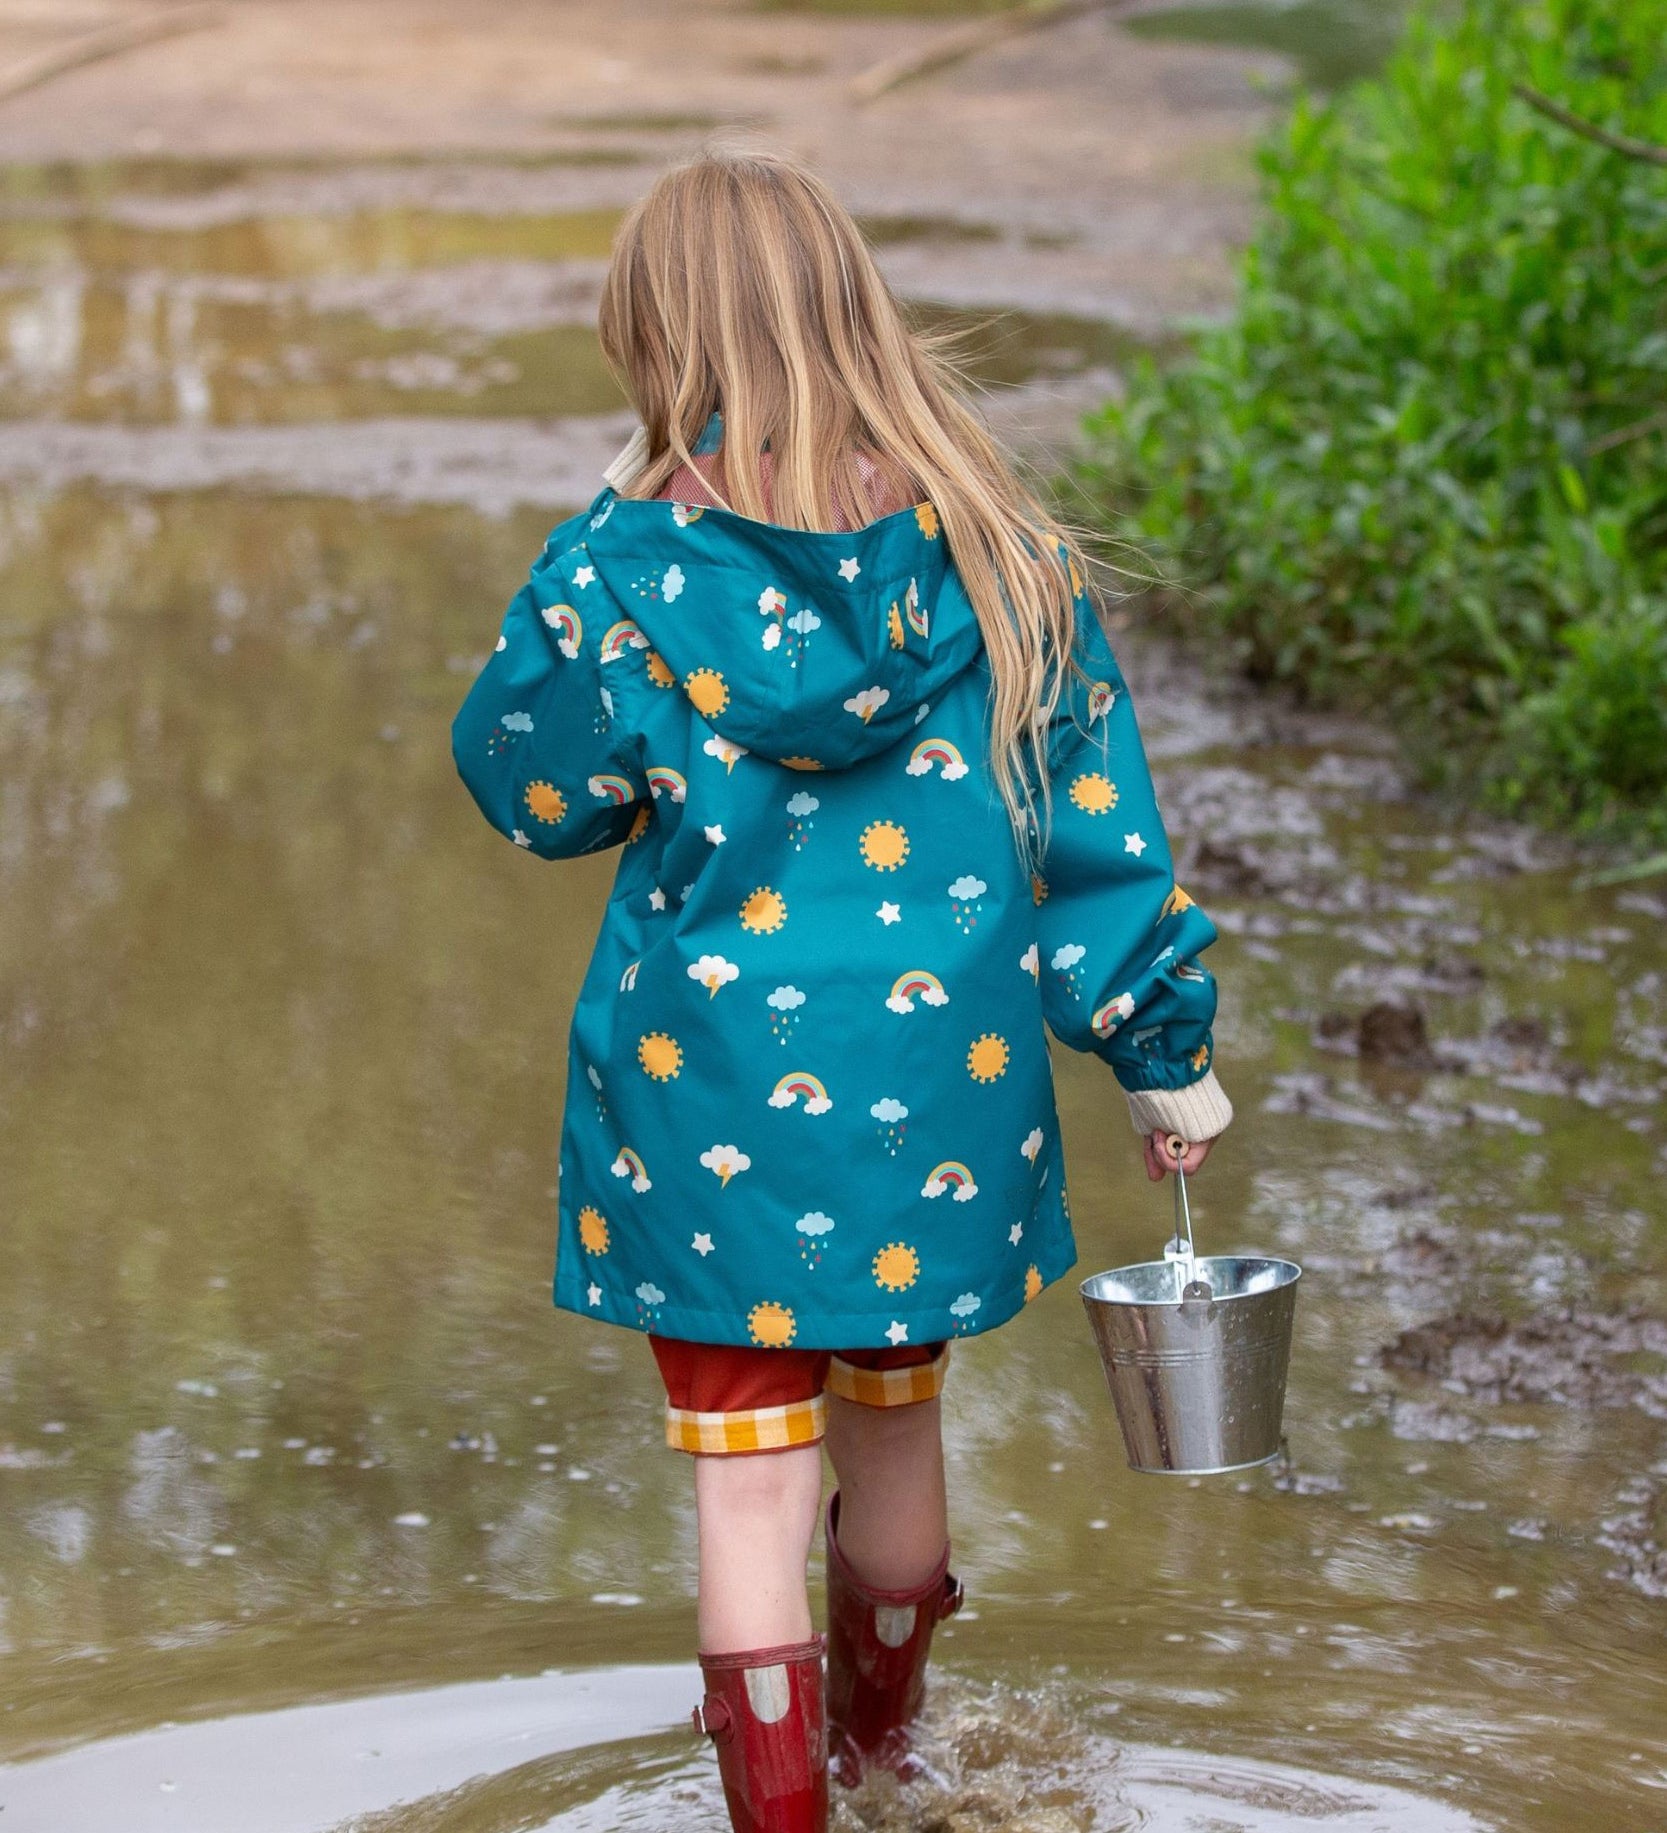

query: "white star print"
xmin=705 ymin=824 xmax=726 ymax=846
xmin=877 ymin=902 xmax=901 ymax=925
xmin=838 ymin=556 xmax=861 ymax=582
xmin=587 ymin=1283 xmax=602 ymax=1306
xmin=692 ymin=1233 xmax=714 ymax=1257
xmin=512 ymin=829 xmax=531 ymax=848
xmin=1123 ymin=832 xmax=1147 ymax=857
xmin=574 ymin=565 xmax=596 ymax=588
xmin=885 ymin=1320 xmax=909 ymax=1346
xmin=1009 ymin=1222 xmax=1024 ymax=1246
xmin=648 ymin=887 xmax=667 ymax=911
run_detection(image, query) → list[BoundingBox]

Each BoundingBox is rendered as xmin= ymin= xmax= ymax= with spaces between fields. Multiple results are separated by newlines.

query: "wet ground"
xmin=2 ymin=8 xmax=1665 ymax=1830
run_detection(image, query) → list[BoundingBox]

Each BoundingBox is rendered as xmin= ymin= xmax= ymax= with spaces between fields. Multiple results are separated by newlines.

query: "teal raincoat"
xmin=453 ymin=483 xmax=1226 ymax=1350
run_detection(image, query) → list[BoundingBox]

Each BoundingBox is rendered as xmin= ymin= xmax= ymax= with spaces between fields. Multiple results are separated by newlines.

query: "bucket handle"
xmin=1165 ymin=1133 xmax=1196 ymax=1261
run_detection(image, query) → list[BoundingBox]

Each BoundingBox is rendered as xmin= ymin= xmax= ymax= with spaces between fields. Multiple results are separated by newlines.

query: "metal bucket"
xmin=1080 ymin=1144 xmax=1300 ymax=1476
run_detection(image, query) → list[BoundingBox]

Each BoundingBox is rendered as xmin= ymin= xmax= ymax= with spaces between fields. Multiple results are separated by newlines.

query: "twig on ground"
xmin=852 ymin=0 xmax=1124 ymax=104
xmin=0 ymin=5 xmax=220 ymax=109
xmin=1512 ymin=80 xmax=1667 ymax=167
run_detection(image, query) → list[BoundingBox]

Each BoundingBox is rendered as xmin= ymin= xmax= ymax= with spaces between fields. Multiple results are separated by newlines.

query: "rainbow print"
xmin=886 ymin=969 xmax=949 ymax=1013
xmin=905 ymin=737 xmax=968 ymax=781
xmin=671 ymin=502 xmax=706 ymax=527
xmin=542 ymin=603 xmax=582 ymax=658
xmin=647 ymin=766 xmax=687 ymax=803
xmin=600 ymin=619 xmax=647 ymax=662
xmin=904 ymin=579 xmax=929 ymax=638
xmin=610 ymin=1146 xmax=651 ymax=1192
xmin=768 ymin=1071 xmax=833 ymax=1115
xmin=1087 ymin=679 xmax=1115 ymax=721
xmin=588 ymin=772 xmax=635 ymax=804
xmin=1091 ymin=993 xmax=1136 ymax=1038
xmin=922 ymin=1160 xmax=978 ymax=1201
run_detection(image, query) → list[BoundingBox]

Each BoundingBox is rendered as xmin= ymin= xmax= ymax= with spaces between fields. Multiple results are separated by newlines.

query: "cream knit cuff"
xmin=603 ymin=425 xmax=649 ymax=492
xmin=1123 ymin=1069 xmax=1234 ymax=1143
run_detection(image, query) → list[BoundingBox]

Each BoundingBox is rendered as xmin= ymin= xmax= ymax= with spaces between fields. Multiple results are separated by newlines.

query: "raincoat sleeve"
xmin=451 ymin=524 xmax=648 ymax=859
xmin=1035 ymin=594 xmax=1233 ymax=1143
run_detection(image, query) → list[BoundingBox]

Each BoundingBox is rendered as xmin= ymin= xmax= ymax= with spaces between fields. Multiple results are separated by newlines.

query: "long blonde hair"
xmin=597 ymin=146 xmax=1088 ymax=845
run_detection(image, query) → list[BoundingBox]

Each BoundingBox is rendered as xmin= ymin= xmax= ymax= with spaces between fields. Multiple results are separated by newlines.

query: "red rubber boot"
xmin=824 ymin=1492 xmax=963 ymax=1785
xmin=693 ymin=1637 xmax=828 ymax=1833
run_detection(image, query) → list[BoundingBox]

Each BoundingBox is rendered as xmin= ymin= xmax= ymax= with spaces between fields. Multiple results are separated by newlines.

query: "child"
xmin=452 ymin=149 xmax=1231 ymax=1833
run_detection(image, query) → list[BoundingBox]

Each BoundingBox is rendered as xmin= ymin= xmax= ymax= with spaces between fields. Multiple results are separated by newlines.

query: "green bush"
xmin=1076 ymin=0 xmax=1667 ymax=836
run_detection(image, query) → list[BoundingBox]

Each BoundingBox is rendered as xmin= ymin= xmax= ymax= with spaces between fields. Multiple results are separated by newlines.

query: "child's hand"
xmin=1143 ymin=1130 xmax=1214 ymax=1182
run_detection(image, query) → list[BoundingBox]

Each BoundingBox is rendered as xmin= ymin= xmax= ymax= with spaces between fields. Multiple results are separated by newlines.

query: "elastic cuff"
xmin=665 ymin=1393 xmax=826 ymax=1456
xmin=825 ymin=1345 xmax=949 ymax=1409
xmin=1124 ymin=1069 xmax=1234 ymax=1142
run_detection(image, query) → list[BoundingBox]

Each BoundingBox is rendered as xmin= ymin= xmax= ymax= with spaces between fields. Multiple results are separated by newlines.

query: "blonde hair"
xmin=598 ymin=146 xmax=1089 ymax=847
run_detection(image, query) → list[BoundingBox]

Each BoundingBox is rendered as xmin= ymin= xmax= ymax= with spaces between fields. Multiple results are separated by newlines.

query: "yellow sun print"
xmin=782 ymin=756 xmax=824 ymax=772
xmin=1069 ymin=773 xmax=1118 ymax=815
xmin=739 ymin=886 xmax=788 ymax=934
xmin=625 ymin=804 xmax=651 ymax=845
xmin=887 ymin=602 xmax=905 ymax=649
xmin=859 ymin=820 xmax=910 ymax=872
xmin=684 ymin=667 xmax=730 ymax=718
xmin=524 ymin=781 xmax=567 ymax=824
xmin=1024 ymin=1264 xmax=1043 ymax=1302
xmin=967 ymin=1033 xmax=1010 ymax=1083
xmin=748 ymin=1301 xmax=797 ymax=1348
xmin=645 ymin=650 xmax=676 ymax=688
xmin=872 ymin=1241 xmax=921 ymax=1292
xmin=577 ymin=1206 xmax=610 ymax=1255
xmin=637 ymin=1032 xmax=683 ymax=1081
xmin=915 ymin=503 xmax=939 ymax=539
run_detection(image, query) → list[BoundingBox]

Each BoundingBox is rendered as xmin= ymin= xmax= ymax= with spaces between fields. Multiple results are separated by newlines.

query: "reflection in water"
xmin=0 ymin=1664 xmax=1490 ymax=1833
xmin=0 ymin=184 xmax=1133 ymax=428
xmin=0 ymin=151 xmax=1664 ymax=1833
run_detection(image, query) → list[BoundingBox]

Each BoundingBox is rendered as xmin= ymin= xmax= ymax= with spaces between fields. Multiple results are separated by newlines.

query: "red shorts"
xmin=649 ymin=1335 xmax=950 ymax=1456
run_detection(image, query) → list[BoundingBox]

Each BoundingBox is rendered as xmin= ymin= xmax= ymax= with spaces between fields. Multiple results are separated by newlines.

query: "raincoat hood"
xmin=582 ymin=490 xmax=985 ymax=770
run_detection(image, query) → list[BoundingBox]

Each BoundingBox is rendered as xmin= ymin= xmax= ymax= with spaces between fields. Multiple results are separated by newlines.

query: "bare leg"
xmin=694 ymin=1442 xmax=824 ymax=1653
xmin=823 ymin=1394 xmax=948 ymax=1589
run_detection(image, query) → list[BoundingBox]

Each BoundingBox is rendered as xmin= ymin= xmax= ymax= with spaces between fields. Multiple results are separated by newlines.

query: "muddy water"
xmin=1 ymin=154 xmax=1666 ymax=1833
xmin=763 ymin=0 xmax=1408 ymax=88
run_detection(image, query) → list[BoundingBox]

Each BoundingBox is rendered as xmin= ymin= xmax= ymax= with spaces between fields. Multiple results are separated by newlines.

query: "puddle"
xmin=0 ymin=134 xmax=1665 ymax=1833
xmin=1125 ymin=0 xmax=1409 ymax=91
xmin=0 ymin=172 xmax=1134 ymax=431
xmin=0 ymin=1664 xmax=1491 ymax=1833
xmin=758 ymin=0 xmax=1408 ymax=89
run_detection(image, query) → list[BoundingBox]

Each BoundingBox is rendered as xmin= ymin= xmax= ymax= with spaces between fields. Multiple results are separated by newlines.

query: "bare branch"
xmin=1512 ymin=80 xmax=1667 ymax=168
xmin=0 ymin=5 xmax=220 ymax=109
xmin=853 ymin=0 xmax=1126 ymax=105
xmin=1587 ymin=407 xmax=1667 ymax=457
